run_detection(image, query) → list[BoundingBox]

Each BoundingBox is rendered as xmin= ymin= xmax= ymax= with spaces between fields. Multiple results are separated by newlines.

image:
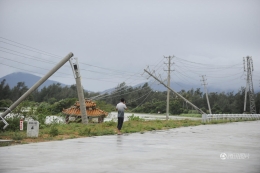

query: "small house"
xmin=62 ymin=99 xmax=108 ymax=123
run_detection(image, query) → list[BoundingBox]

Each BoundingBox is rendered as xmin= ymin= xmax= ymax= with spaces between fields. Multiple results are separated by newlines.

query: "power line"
xmin=175 ymin=56 xmax=242 ymax=68
xmin=0 ymin=62 xmax=131 ymax=84
xmin=130 ymin=90 xmax=155 ymax=111
xmin=0 ymin=37 xmax=142 ymax=76
xmin=92 ymin=80 xmax=156 ymax=101
xmin=0 ymin=51 xmax=144 ymax=80
xmin=0 ymin=49 xmax=59 ymax=64
xmin=0 ymin=37 xmax=62 ymax=58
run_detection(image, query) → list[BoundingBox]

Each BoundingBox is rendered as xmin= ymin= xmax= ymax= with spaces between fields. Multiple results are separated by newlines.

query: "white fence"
xmin=202 ymin=114 xmax=260 ymax=122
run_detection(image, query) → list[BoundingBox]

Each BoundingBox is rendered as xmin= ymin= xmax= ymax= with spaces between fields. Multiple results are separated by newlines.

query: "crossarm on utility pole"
xmin=144 ymin=69 xmax=206 ymax=114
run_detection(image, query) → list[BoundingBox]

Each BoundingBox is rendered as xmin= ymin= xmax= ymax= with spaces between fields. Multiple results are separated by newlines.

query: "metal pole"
xmin=243 ymin=57 xmax=248 ymax=113
xmin=244 ymin=57 xmax=249 ymax=114
xmin=0 ymin=52 xmax=74 ymax=119
xmin=243 ymin=56 xmax=256 ymax=114
xmin=247 ymin=56 xmax=256 ymax=114
xmin=244 ymin=83 xmax=248 ymax=113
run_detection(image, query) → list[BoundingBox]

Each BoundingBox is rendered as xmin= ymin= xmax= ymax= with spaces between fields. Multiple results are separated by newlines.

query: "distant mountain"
xmin=100 ymin=81 xmax=223 ymax=95
xmin=1 ymin=72 xmax=257 ymax=94
xmin=0 ymin=72 xmax=68 ymax=90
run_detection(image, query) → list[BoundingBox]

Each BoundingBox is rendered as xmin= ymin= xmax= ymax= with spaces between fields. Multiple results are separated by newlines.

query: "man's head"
xmin=120 ymin=98 xmax=125 ymax=103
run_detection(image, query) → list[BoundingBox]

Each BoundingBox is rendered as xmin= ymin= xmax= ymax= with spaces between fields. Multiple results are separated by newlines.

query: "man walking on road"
xmin=116 ymin=98 xmax=127 ymax=135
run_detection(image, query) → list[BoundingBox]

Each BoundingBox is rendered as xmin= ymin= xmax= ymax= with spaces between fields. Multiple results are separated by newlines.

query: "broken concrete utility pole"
xmin=0 ymin=52 xmax=74 ymax=129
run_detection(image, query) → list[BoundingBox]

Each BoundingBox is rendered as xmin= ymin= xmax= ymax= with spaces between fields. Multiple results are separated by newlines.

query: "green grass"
xmin=12 ymin=132 xmax=25 ymax=140
xmin=0 ymin=118 xmax=258 ymax=147
xmin=178 ymin=113 xmax=202 ymax=118
xmin=0 ymin=141 xmax=12 ymax=147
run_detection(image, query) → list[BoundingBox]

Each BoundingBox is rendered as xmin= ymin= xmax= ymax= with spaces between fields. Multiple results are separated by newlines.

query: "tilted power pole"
xmin=243 ymin=56 xmax=256 ymax=114
xmin=201 ymin=75 xmax=212 ymax=114
xmin=164 ymin=56 xmax=174 ymax=120
xmin=69 ymin=58 xmax=88 ymax=124
xmin=0 ymin=53 xmax=74 ymax=129
xmin=144 ymin=69 xmax=206 ymax=114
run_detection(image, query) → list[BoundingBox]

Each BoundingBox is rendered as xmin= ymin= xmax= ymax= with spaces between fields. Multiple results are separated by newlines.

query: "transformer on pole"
xmin=243 ymin=56 xmax=256 ymax=114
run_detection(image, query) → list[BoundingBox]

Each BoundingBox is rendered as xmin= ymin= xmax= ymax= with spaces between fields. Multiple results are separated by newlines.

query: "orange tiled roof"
xmin=62 ymin=99 xmax=108 ymax=117
xmin=74 ymin=99 xmax=96 ymax=108
xmin=62 ymin=107 xmax=108 ymax=117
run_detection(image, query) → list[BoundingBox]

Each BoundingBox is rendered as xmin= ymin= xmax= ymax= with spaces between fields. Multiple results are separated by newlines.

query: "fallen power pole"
xmin=144 ymin=69 xmax=206 ymax=115
xmin=0 ymin=52 xmax=89 ymax=129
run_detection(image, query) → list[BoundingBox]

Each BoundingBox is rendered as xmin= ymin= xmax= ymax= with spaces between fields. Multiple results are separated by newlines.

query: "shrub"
xmin=103 ymin=120 xmax=116 ymax=127
xmin=0 ymin=99 xmax=13 ymax=107
xmin=128 ymin=114 xmax=144 ymax=121
xmin=79 ymin=127 xmax=91 ymax=136
xmin=0 ymin=116 xmax=27 ymax=131
xmin=49 ymin=125 xmax=59 ymax=137
xmin=12 ymin=132 xmax=24 ymax=140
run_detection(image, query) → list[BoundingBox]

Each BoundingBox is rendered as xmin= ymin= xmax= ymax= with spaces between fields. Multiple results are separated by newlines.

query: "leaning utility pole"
xmin=243 ymin=56 xmax=256 ymax=114
xmin=69 ymin=58 xmax=88 ymax=124
xmin=0 ymin=53 xmax=74 ymax=129
xmin=201 ymin=75 xmax=212 ymax=114
xmin=164 ymin=56 xmax=174 ymax=120
xmin=144 ymin=69 xmax=206 ymax=114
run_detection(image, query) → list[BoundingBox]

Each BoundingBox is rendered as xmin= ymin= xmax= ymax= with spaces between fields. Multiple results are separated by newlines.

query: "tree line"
xmin=0 ymin=79 xmax=259 ymax=114
xmin=100 ymin=82 xmax=260 ymax=114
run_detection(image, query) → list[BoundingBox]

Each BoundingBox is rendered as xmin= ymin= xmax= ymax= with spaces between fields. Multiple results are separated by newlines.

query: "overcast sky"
xmin=0 ymin=0 xmax=259 ymax=92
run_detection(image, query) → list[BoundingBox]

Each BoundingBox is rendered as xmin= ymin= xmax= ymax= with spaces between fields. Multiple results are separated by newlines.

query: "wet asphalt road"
xmin=0 ymin=121 xmax=260 ymax=173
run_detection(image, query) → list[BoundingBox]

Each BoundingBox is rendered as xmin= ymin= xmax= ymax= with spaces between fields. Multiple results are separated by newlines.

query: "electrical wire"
xmin=130 ymin=90 xmax=155 ymax=111
xmin=0 ymin=37 xmax=62 ymax=58
xmin=91 ymin=80 xmax=156 ymax=101
xmin=175 ymin=56 xmax=243 ymax=68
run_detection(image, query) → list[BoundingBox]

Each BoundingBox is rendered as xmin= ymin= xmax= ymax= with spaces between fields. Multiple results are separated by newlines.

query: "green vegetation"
xmin=1 ymin=80 xmax=260 ymax=115
xmin=178 ymin=114 xmax=202 ymax=118
xmin=128 ymin=114 xmax=145 ymax=121
xmin=49 ymin=125 xmax=59 ymax=137
xmin=1 ymin=116 xmax=258 ymax=147
xmin=0 ymin=116 xmax=28 ymax=131
xmin=12 ymin=132 xmax=25 ymax=140
xmin=0 ymin=79 xmax=260 ymax=147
